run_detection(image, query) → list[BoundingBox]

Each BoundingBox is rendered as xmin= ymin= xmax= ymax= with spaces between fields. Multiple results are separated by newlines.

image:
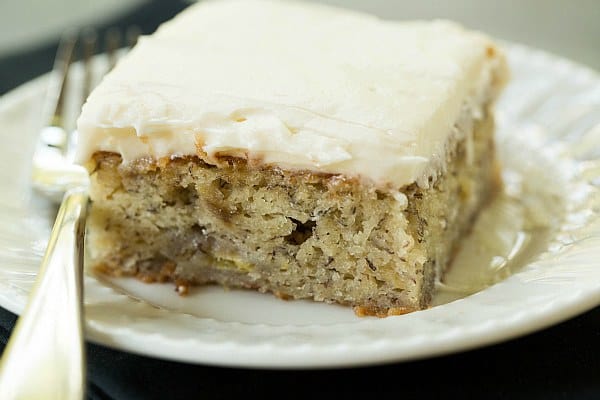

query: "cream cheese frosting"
xmin=75 ymin=0 xmax=508 ymax=188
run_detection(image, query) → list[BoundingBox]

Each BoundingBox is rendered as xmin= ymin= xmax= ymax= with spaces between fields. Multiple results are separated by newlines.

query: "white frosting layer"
xmin=75 ymin=0 xmax=507 ymax=188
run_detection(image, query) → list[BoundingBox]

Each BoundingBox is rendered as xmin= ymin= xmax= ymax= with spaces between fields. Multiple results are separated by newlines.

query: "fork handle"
xmin=0 ymin=187 xmax=88 ymax=400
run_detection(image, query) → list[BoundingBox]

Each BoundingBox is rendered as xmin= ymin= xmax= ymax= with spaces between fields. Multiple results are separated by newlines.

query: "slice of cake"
xmin=76 ymin=0 xmax=508 ymax=316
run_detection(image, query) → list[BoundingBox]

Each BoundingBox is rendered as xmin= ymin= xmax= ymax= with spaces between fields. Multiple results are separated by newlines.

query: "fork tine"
xmin=105 ymin=27 xmax=122 ymax=71
xmin=82 ymin=28 xmax=98 ymax=100
xmin=126 ymin=25 xmax=141 ymax=48
xmin=45 ymin=27 xmax=136 ymax=159
xmin=49 ymin=31 xmax=77 ymax=129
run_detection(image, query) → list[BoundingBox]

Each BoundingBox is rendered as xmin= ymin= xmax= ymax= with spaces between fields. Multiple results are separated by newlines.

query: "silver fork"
xmin=0 ymin=27 xmax=138 ymax=399
xmin=0 ymin=30 xmax=89 ymax=400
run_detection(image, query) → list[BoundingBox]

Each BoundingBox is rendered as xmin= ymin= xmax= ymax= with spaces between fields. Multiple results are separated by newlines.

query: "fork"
xmin=0 ymin=27 xmax=138 ymax=400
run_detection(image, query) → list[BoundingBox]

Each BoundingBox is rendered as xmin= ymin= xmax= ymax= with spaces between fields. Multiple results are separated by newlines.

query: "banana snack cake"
xmin=75 ymin=0 xmax=508 ymax=316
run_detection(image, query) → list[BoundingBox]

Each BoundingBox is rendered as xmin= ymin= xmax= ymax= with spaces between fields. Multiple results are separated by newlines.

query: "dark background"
xmin=0 ymin=1 xmax=599 ymax=399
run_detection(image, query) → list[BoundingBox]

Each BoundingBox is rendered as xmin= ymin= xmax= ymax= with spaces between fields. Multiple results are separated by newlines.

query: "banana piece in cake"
xmin=76 ymin=0 xmax=508 ymax=316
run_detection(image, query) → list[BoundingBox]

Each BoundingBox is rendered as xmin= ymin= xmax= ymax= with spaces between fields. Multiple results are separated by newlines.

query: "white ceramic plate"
xmin=0 ymin=43 xmax=599 ymax=368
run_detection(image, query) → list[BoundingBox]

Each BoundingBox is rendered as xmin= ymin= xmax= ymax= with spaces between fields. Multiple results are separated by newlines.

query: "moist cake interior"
xmin=86 ymin=109 xmax=497 ymax=317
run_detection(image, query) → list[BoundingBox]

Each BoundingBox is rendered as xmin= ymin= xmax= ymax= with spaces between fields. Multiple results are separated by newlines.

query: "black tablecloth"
xmin=1 ymin=2 xmax=599 ymax=399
